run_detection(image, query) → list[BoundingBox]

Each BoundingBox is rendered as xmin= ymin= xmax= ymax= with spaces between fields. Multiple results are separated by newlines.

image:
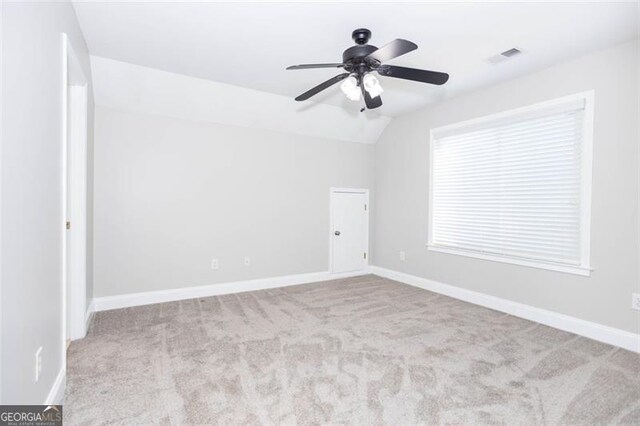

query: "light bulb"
xmin=340 ymin=76 xmax=361 ymax=101
xmin=363 ymin=74 xmax=383 ymax=98
xmin=345 ymin=89 xmax=361 ymax=101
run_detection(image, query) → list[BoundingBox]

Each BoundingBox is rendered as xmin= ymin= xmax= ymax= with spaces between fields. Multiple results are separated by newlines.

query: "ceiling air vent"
xmin=487 ymin=47 xmax=524 ymax=64
xmin=501 ymin=48 xmax=522 ymax=58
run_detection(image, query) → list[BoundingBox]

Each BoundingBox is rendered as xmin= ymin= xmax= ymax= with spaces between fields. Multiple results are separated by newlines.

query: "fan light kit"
xmin=287 ymin=28 xmax=449 ymax=110
xmin=363 ymin=74 xmax=384 ymax=98
xmin=340 ymin=76 xmax=361 ymax=101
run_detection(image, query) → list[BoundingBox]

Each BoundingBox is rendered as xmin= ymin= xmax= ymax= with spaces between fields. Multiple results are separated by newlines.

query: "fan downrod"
xmin=352 ymin=28 xmax=371 ymax=45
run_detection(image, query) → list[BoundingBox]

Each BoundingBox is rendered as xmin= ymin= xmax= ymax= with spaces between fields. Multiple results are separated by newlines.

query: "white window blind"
xmin=428 ymin=94 xmax=593 ymax=275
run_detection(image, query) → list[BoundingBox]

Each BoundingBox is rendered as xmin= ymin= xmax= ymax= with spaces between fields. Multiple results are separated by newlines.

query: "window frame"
xmin=427 ymin=91 xmax=594 ymax=276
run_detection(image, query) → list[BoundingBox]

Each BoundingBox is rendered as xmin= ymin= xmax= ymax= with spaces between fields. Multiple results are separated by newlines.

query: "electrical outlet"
xmin=632 ymin=293 xmax=640 ymax=311
xmin=244 ymin=256 xmax=250 ymax=266
xmin=35 ymin=347 xmax=42 ymax=382
xmin=211 ymin=259 xmax=219 ymax=270
xmin=399 ymin=251 xmax=406 ymax=261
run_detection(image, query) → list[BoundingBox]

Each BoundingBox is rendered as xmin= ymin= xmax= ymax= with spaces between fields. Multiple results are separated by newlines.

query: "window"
xmin=428 ymin=92 xmax=593 ymax=276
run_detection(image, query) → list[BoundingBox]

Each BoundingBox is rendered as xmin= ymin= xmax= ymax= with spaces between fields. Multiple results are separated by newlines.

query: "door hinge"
xmin=364 ymin=252 xmax=367 ymax=259
xmin=364 ymin=204 xmax=367 ymax=211
xmin=66 ymin=221 xmax=71 ymax=230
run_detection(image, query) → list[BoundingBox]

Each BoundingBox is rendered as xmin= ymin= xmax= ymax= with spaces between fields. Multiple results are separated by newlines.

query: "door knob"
xmin=334 ymin=231 xmax=341 ymax=236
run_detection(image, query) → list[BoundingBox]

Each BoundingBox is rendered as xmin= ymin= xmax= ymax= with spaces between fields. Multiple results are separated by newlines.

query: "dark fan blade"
xmin=286 ymin=63 xmax=345 ymax=70
xmin=361 ymin=83 xmax=382 ymax=109
xmin=377 ymin=65 xmax=449 ymax=85
xmin=365 ymin=39 xmax=417 ymax=64
xmin=295 ymin=73 xmax=350 ymax=101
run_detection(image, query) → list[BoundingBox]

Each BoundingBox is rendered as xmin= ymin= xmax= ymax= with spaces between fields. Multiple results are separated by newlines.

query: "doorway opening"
xmin=62 ymin=33 xmax=88 ymax=351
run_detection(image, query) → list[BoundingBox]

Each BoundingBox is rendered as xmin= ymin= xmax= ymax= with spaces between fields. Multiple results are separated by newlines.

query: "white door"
xmin=66 ymin=86 xmax=73 ymax=341
xmin=63 ymin=34 xmax=88 ymax=343
xmin=331 ymin=189 xmax=368 ymax=274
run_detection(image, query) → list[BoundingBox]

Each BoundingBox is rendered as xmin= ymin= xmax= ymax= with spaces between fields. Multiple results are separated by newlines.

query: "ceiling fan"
xmin=286 ymin=28 xmax=449 ymax=110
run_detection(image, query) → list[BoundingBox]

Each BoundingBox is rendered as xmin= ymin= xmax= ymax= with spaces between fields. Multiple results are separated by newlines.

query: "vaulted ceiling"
xmin=74 ymin=0 xmax=640 ymax=142
xmin=73 ymin=1 xmax=639 ymax=117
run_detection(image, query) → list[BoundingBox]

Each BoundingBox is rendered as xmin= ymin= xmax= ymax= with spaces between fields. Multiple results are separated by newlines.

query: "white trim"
xmin=427 ymin=91 xmax=594 ymax=277
xmin=62 ymin=33 xmax=89 ymax=344
xmin=326 ymin=268 xmax=370 ymax=280
xmin=85 ymin=299 xmax=95 ymax=331
xmin=329 ymin=187 xmax=371 ymax=194
xmin=426 ymin=245 xmax=592 ymax=276
xmin=329 ymin=187 xmax=370 ymax=275
xmin=93 ymin=270 xmax=368 ymax=312
xmin=430 ymin=91 xmax=592 ymax=137
xmin=580 ymin=90 xmax=595 ymax=274
xmin=67 ymin=85 xmax=88 ymax=340
xmin=370 ymin=265 xmax=640 ymax=353
xmin=60 ymin=32 xmax=69 ymax=387
xmin=45 ymin=367 xmax=66 ymax=405
xmin=0 ymin=3 xmax=3 ymax=403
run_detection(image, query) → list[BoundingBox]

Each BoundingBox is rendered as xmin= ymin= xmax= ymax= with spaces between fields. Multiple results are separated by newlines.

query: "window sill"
xmin=426 ymin=244 xmax=592 ymax=277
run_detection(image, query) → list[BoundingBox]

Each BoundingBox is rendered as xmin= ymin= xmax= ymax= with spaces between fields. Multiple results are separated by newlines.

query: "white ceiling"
xmin=73 ymin=1 xmax=640 ymax=117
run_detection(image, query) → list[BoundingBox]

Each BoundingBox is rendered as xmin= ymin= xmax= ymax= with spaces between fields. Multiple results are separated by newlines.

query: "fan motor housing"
xmin=342 ymin=44 xmax=377 ymax=67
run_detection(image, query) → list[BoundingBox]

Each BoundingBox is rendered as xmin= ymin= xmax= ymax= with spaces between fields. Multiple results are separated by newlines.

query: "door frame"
xmin=329 ymin=187 xmax=370 ymax=276
xmin=61 ymin=33 xmax=88 ymax=352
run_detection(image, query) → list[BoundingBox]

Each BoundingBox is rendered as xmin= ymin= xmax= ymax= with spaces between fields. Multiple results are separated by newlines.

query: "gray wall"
xmin=93 ymin=107 xmax=374 ymax=297
xmin=372 ymin=40 xmax=640 ymax=334
xmin=1 ymin=1 xmax=94 ymax=403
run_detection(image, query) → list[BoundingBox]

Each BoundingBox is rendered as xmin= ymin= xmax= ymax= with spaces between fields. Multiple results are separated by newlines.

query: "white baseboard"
xmin=370 ymin=265 xmax=640 ymax=353
xmin=84 ymin=299 xmax=95 ymax=330
xmin=93 ymin=269 xmax=369 ymax=312
xmin=45 ymin=367 xmax=65 ymax=405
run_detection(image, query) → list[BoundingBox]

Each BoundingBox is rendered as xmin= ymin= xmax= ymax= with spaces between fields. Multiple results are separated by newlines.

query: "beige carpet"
xmin=66 ymin=275 xmax=640 ymax=425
